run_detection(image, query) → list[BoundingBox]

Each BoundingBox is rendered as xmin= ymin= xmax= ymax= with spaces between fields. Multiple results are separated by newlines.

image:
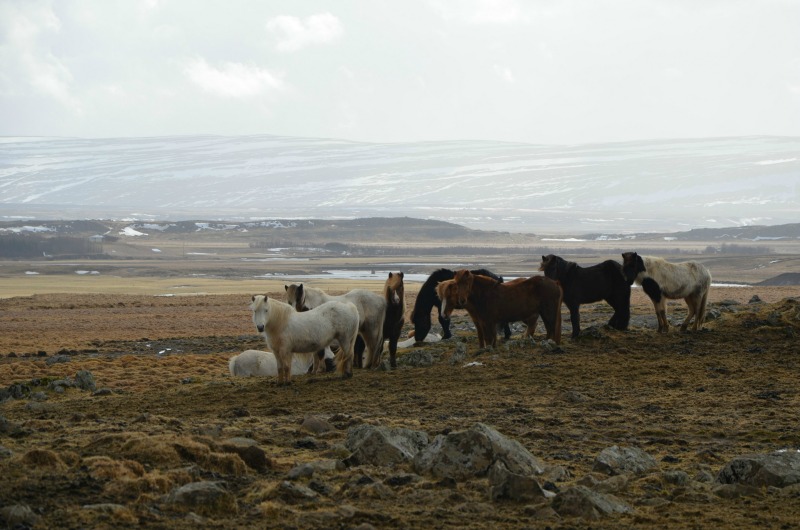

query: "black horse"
xmin=539 ymin=254 xmax=630 ymax=338
xmin=411 ymin=268 xmax=511 ymax=342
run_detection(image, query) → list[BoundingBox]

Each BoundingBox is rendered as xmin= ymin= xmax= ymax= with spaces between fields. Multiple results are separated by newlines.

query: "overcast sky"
xmin=1 ymin=0 xmax=799 ymax=145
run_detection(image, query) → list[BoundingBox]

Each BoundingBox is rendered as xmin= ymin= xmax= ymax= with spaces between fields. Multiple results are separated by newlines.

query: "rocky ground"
xmin=1 ymin=286 xmax=799 ymax=529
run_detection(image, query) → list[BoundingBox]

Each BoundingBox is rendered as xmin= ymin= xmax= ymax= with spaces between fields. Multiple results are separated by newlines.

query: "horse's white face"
xmin=250 ymin=295 xmax=269 ymax=333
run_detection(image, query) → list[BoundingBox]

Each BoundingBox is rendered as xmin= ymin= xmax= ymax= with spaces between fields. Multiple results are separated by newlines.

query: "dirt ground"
xmin=1 ymin=285 xmax=799 ymax=529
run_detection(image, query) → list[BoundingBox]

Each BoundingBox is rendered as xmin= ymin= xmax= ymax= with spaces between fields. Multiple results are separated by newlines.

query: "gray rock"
xmin=713 ymin=483 xmax=764 ymax=499
xmin=0 ymin=416 xmax=22 ymax=436
xmin=220 ymin=438 xmax=271 ymax=473
xmin=45 ymin=354 xmax=71 ymax=365
xmin=449 ymin=343 xmax=468 ymax=365
xmin=166 ymin=481 xmax=237 ymax=515
xmin=0 ymin=504 xmax=39 ymax=527
xmin=82 ymin=503 xmax=127 ymax=513
xmin=488 ymin=460 xmax=549 ymax=502
xmin=269 ymin=480 xmax=319 ymax=503
xmin=717 ymin=450 xmax=800 ymax=488
xmin=749 ymin=295 xmax=763 ymax=304
xmin=593 ymin=445 xmax=658 ymax=476
xmin=663 ymin=470 xmax=690 ymax=486
xmin=75 ymin=370 xmax=97 ymax=391
xmin=30 ymin=391 xmax=48 ymax=401
xmin=48 ymin=378 xmax=74 ymax=390
xmin=301 ymin=415 xmax=335 ymax=434
xmin=414 ymin=423 xmax=545 ymax=481
xmin=7 ymin=384 xmax=31 ymax=399
xmin=344 ymin=424 xmax=429 ymax=467
xmin=398 ymin=349 xmax=438 ymax=367
xmin=594 ymin=474 xmax=629 ymax=494
xmin=288 ymin=463 xmax=315 ymax=480
xmin=552 ymin=486 xmax=632 ymax=520
xmin=0 ymin=445 xmax=13 ymax=459
xmin=92 ymin=388 xmax=113 ymax=396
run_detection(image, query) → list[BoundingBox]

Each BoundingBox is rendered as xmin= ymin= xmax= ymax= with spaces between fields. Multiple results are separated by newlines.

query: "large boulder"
xmin=344 ymin=424 xmax=429 ymax=467
xmin=413 ymin=423 xmax=545 ymax=481
xmin=593 ymin=446 xmax=658 ymax=476
xmin=717 ymin=451 xmax=800 ymax=488
xmin=552 ymin=486 xmax=632 ymax=520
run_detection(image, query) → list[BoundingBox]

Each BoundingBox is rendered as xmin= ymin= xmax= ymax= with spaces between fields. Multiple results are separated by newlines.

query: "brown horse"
xmin=381 ymin=272 xmax=405 ymax=368
xmin=436 ymin=270 xmax=562 ymax=347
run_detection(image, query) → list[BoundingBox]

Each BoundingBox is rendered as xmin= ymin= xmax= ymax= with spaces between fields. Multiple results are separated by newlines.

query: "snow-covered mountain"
xmin=0 ymin=134 xmax=797 ymax=233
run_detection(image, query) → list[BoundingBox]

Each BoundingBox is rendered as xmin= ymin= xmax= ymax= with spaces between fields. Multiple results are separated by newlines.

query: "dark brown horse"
xmin=539 ymin=254 xmax=630 ymax=338
xmin=381 ymin=272 xmax=405 ymax=368
xmin=436 ymin=270 xmax=562 ymax=348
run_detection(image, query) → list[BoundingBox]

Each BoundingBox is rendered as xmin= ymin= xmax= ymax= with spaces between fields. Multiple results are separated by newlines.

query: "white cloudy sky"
xmin=1 ymin=0 xmax=799 ymax=144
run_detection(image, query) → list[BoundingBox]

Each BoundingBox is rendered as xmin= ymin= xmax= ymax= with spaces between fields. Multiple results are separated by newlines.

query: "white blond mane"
xmin=252 ymin=295 xmax=292 ymax=332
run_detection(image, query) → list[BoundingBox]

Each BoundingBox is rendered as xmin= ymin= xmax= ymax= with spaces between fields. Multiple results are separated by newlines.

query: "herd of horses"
xmin=247 ymin=252 xmax=712 ymax=384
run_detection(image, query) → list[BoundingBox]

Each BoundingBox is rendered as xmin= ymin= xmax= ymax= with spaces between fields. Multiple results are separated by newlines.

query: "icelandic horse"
xmin=621 ymin=252 xmax=711 ymax=332
xmin=436 ymin=270 xmax=563 ymax=348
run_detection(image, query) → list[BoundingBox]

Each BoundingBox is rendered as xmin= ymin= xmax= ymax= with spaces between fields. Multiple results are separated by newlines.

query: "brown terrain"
xmin=1 ymin=220 xmax=799 ymax=528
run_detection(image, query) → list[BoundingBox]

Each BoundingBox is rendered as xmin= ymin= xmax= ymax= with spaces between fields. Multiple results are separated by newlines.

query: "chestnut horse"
xmin=436 ymin=270 xmax=562 ymax=347
xmin=381 ymin=272 xmax=405 ymax=368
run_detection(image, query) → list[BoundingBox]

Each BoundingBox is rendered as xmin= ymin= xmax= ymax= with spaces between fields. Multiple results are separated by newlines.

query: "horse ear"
xmin=399 ymin=272 xmax=404 ymax=279
xmin=252 ymin=295 xmax=256 ymax=302
xmin=388 ymin=272 xmax=393 ymax=278
xmin=284 ymin=284 xmax=288 ymax=291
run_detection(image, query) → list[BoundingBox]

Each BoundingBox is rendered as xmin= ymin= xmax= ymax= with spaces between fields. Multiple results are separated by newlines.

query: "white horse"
xmin=229 ymin=348 xmax=335 ymax=377
xmin=250 ymin=295 xmax=359 ymax=384
xmin=622 ymin=252 xmax=711 ymax=332
xmin=285 ymin=284 xmax=386 ymax=369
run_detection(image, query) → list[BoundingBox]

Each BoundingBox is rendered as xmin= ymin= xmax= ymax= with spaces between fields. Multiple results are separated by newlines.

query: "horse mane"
xmin=264 ymin=297 xmax=292 ymax=332
xmin=412 ymin=269 xmax=454 ymax=320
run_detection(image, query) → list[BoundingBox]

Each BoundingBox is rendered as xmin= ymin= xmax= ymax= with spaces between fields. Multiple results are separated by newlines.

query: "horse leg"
xmin=365 ymin=329 xmax=384 ymax=369
xmin=438 ymin=312 xmax=452 ymax=339
xmin=653 ymin=299 xmax=668 ymax=332
xmin=276 ymin=351 xmax=291 ymax=385
xmin=680 ymin=295 xmax=697 ymax=332
xmin=501 ymin=322 xmax=512 ymax=340
xmin=336 ymin=332 xmax=355 ymax=379
xmin=522 ymin=312 xmax=538 ymax=339
xmin=474 ymin=320 xmax=484 ymax=347
xmin=568 ymin=303 xmax=581 ymax=338
xmin=485 ymin=320 xmax=498 ymax=348
xmin=608 ymin=295 xmax=631 ymax=331
xmin=353 ymin=335 xmax=365 ymax=368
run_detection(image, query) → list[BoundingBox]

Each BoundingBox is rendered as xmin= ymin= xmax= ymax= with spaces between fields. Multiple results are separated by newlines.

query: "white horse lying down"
xmin=229 ymin=348 xmax=335 ymax=377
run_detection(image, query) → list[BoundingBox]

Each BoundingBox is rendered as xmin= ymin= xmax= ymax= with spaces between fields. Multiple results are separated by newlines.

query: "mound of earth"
xmin=757 ymin=273 xmax=800 ymax=286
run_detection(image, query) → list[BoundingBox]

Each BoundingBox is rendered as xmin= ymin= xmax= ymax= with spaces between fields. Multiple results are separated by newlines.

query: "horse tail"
xmin=337 ymin=303 xmax=359 ymax=378
xmin=697 ymin=289 xmax=709 ymax=326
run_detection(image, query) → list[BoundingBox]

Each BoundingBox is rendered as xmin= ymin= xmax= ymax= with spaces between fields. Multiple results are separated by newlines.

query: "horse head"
xmin=284 ymin=283 xmax=307 ymax=311
xmin=453 ymin=269 xmax=474 ymax=307
xmin=384 ymin=271 xmax=405 ymax=305
xmin=435 ymin=279 xmax=461 ymax=318
xmin=621 ymin=252 xmax=645 ymax=284
xmin=540 ymin=254 xmax=572 ymax=280
xmin=250 ymin=294 xmax=270 ymax=333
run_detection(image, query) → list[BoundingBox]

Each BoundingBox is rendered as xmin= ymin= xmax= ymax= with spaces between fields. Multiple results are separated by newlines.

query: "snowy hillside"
xmin=1 ymin=134 xmax=797 ymax=233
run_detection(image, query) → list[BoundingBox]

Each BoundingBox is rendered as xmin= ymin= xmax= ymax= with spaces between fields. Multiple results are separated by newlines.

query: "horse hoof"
xmin=342 ymin=372 xmax=353 ymax=379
